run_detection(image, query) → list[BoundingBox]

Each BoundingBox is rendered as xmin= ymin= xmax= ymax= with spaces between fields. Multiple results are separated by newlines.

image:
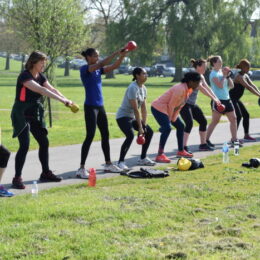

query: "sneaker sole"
xmin=155 ymin=160 xmax=171 ymax=163
xmin=176 ymin=155 xmax=193 ymax=158
xmin=12 ymin=185 xmax=25 ymax=189
xmin=199 ymin=148 xmax=214 ymax=151
xmin=243 ymin=139 xmax=256 ymax=142
xmin=39 ymin=178 xmax=62 ymax=182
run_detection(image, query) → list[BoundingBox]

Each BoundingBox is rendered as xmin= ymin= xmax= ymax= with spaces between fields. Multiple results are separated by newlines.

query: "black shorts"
xmin=211 ymin=99 xmax=234 ymax=114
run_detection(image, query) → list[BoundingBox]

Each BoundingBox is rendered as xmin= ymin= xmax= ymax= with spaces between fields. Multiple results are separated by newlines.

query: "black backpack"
xmin=121 ymin=167 xmax=169 ymax=178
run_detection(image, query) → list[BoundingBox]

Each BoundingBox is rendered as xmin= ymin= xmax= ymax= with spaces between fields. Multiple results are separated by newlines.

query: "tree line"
xmin=0 ymin=0 xmax=259 ymax=81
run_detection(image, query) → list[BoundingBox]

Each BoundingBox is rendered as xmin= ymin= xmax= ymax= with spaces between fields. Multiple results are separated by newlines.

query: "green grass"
xmin=1 ymin=145 xmax=260 ymax=259
xmin=1 ymin=57 xmax=260 ymax=151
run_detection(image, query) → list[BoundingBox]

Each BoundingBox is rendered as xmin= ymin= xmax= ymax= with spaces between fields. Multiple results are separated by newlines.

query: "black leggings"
xmin=15 ymin=119 xmax=49 ymax=178
xmin=180 ymin=103 xmax=207 ymax=133
xmin=81 ymin=105 xmax=110 ymax=165
xmin=116 ymin=117 xmax=153 ymax=162
xmin=0 ymin=145 xmax=11 ymax=168
xmin=231 ymin=99 xmax=249 ymax=134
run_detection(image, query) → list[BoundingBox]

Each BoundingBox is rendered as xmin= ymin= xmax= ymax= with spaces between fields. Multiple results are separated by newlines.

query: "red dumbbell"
xmin=122 ymin=41 xmax=137 ymax=52
xmin=136 ymin=134 xmax=145 ymax=145
xmin=216 ymin=103 xmax=226 ymax=113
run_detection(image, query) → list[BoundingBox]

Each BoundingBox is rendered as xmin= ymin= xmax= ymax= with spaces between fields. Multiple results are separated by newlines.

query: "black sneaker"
xmin=39 ymin=170 xmax=62 ymax=182
xmin=199 ymin=143 xmax=214 ymax=151
xmin=206 ymin=140 xmax=215 ymax=147
xmin=230 ymin=140 xmax=243 ymax=148
xmin=184 ymin=146 xmax=193 ymax=154
xmin=12 ymin=177 xmax=26 ymax=189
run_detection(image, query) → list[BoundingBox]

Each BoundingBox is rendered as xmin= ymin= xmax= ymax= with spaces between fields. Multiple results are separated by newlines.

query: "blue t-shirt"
xmin=209 ymin=70 xmax=229 ymax=100
xmin=80 ymin=65 xmax=104 ymax=106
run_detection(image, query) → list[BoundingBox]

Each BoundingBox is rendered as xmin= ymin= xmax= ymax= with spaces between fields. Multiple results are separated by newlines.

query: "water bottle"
xmin=234 ymin=141 xmax=239 ymax=156
xmin=222 ymin=142 xmax=229 ymax=163
xmin=88 ymin=168 xmax=96 ymax=187
xmin=31 ymin=181 xmax=38 ymax=197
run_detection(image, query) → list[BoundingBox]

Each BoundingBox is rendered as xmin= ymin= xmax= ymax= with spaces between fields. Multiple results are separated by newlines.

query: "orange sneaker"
xmin=176 ymin=150 xmax=193 ymax=158
xmin=155 ymin=154 xmax=171 ymax=163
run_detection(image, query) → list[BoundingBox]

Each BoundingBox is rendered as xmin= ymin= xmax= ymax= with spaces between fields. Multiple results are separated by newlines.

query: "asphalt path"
xmin=2 ymin=118 xmax=260 ymax=196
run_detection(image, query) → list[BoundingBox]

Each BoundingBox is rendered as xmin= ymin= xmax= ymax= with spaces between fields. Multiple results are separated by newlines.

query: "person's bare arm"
xmin=24 ymin=80 xmax=72 ymax=105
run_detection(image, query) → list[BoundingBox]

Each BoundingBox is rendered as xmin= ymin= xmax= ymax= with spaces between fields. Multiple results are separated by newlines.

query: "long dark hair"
xmin=181 ymin=71 xmax=201 ymax=83
xmin=235 ymin=59 xmax=250 ymax=69
xmin=25 ymin=51 xmax=47 ymax=70
xmin=190 ymin=58 xmax=206 ymax=68
xmin=81 ymin=48 xmax=96 ymax=61
xmin=132 ymin=67 xmax=144 ymax=81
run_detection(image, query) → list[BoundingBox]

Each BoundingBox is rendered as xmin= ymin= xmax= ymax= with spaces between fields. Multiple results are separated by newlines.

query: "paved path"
xmin=2 ymin=118 xmax=260 ymax=195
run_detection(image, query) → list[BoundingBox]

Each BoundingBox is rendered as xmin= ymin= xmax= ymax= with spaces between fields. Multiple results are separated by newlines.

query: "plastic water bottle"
xmin=31 ymin=181 xmax=38 ymax=197
xmin=234 ymin=141 xmax=239 ymax=156
xmin=88 ymin=168 xmax=96 ymax=187
xmin=222 ymin=142 xmax=229 ymax=163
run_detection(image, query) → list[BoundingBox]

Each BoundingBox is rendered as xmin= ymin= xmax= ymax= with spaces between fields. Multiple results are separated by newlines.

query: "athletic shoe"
xmin=176 ymin=150 xmax=193 ymax=158
xmin=184 ymin=146 xmax=193 ymax=154
xmin=199 ymin=143 xmax=214 ymax=151
xmin=117 ymin=161 xmax=129 ymax=171
xmin=76 ymin=168 xmax=89 ymax=179
xmin=104 ymin=164 xmax=123 ymax=173
xmin=206 ymin=140 xmax=215 ymax=147
xmin=0 ymin=185 xmax=14 ymax=197
xmin=155 ymin=154 xmax=171 ymax=163
xmin=12 ymin=177 xmax=25 ymax=189
xmin=137 ymin=157 xmax=156 ymax=166
xmin=39 ymin=170 xmax=62 ymax=182
xmin=244 ymin=135 xmax=256 ymax=142
xmin=230 ymin=140 xmax=243 ymax=148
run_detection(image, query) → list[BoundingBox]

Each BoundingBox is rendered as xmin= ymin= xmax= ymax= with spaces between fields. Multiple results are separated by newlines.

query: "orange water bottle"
xmin=88 ymin=168 xmax=96 ymax=187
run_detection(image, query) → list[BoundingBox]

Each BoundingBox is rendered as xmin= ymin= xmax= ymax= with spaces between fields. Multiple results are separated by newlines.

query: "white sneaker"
xmin=76 ymin=168 xmax=89 ymax=179
xmin=137 ymin=157 xmax=156 ymax=166
xmin=104 ymin=164 xmax=123 ymax=173
xmin=117 ymin=161 xmax=129 ymax=171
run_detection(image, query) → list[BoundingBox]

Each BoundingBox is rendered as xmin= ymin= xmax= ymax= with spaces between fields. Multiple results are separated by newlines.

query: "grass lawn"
xmin=0 ymin=144 xmax=260 ymax=259
xmin=1 ymin=57 xmax=260 ymax=151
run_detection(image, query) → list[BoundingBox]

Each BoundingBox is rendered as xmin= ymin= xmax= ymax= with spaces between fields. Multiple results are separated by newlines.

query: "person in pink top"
xmin=151 ymin=72 xmax=201 ymax=163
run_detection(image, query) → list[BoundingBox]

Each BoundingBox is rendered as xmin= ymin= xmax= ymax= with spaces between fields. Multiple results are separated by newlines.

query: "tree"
xmin=166 ymin=0 xmax=260 ymax=81
xmin=7 ymin=0 xmax=88 ymax=80
xmin=4 ymin=0 xmax=88 ymax=126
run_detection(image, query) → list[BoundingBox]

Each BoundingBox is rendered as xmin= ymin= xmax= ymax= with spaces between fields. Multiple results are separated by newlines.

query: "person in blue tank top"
xmin=206 ymin=55 xmax=241 ymax=147
xmin=76 ymin=48 xmax=128 ymax=178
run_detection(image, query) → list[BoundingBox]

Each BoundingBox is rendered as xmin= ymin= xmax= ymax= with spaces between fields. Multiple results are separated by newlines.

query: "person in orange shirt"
xmin=151 ymin=72 xmax=201 ymax=163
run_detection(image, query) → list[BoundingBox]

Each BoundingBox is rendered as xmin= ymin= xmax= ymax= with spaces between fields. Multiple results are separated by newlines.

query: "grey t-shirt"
xmin=186 ymin=88 xmax=199 ymax=105
xmin=116 ymin=81 xmax=147 ymax=119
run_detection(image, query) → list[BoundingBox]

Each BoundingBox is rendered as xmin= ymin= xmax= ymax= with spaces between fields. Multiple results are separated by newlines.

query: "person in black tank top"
xmin=231 ymin=59 xmax=260 ymax=141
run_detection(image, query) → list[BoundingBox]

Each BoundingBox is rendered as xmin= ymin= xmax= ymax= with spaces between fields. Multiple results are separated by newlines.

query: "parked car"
xmin=118 ymin=65 xmax=129 ymax=74
xmin=162 ymin=67 xmax=175 ymax=77
xmin=153 ymin=64 xmax=166 ymax=76
xmin=70 ymin=59 xmax=86 ymax=70
xmin=250 ymin=70 xmax=260 ymax=81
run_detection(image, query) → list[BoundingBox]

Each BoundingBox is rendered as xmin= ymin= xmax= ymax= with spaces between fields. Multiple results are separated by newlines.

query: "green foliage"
xmin=164 ymin=0 xmax=260 ymax=80
xmin=1 ymin=58 xmax=260 ymax=151
xmin=8 ymin=0 xmax=88 ymax=77
xmin=0 ymin=145 xmax=260 ymax=258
